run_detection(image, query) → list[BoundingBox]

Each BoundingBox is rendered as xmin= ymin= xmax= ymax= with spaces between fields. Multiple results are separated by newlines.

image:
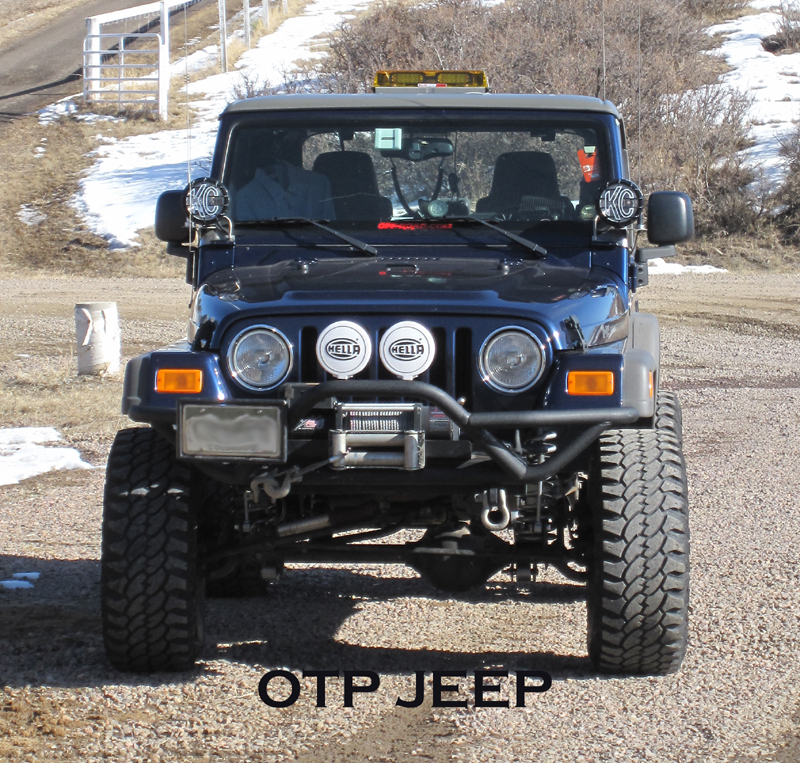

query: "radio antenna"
xmin=638 ymin=0 xmax=642 ymax=189
xmin=184 ymin=6 xmax=194 ymax=253
xmin=601 ymin=0 xmax=606 ymax=101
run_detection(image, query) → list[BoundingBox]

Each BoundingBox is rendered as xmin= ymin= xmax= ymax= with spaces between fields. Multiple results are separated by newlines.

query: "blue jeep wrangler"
xmin=102 ymin=71 xmax=692 ymax=676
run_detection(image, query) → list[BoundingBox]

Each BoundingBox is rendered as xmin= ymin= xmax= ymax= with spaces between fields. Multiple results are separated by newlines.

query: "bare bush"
xmin=762 ymin=0 xmax=800 ymax=54
xmin=229 ymin=71 xmax=274 ymax=101
xmin=772 ymin=123 xmax=800 ymax=240
xmin=683 ymin=0 xmax=751 ymax=23
xmin=646 ymin=86 xmax=760 ymax=235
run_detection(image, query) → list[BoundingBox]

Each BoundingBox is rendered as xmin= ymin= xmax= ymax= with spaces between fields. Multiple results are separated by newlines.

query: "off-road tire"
xmin=655 ymin=391 xmax=683 ymax=442
xmin=587 ymin=429 xmax=689 ymax=675
xmin=101 ymin=427 xmax=203 ymax=672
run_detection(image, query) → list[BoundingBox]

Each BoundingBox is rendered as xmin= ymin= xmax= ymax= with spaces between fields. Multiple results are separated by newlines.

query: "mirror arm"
xmin=635 ymin=244 xmax=676 ymax=263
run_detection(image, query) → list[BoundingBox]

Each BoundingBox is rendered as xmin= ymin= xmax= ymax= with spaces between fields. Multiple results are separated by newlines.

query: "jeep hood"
xmin=191 ymin=255 xmax=627 ymax=351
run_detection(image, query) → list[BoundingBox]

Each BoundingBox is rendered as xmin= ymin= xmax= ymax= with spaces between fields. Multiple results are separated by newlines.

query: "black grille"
xmin=222 ymin=314 xmax=550 ymax=412
xmin=296 ymin=320 xmax=471 ymax=398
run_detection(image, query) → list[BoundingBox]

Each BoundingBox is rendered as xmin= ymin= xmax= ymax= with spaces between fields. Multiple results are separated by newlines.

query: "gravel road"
xmin=0 ymin=272 xmax=798 ymax=762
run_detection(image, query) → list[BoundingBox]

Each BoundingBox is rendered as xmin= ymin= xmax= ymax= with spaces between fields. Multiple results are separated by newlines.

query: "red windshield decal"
xmin=378 ymin=222 xmax=453 ymax=230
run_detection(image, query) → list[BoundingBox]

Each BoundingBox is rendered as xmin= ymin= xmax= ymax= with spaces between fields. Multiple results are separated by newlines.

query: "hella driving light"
xmin=228 ymin=326 xmax=292 ymax=390
xmin=479 ymin=328 xmax=545 ymax=393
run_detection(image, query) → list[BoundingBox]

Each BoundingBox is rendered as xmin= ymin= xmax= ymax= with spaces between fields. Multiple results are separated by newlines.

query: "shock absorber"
xmin=516 ymin=430 xmax=558 ymax=541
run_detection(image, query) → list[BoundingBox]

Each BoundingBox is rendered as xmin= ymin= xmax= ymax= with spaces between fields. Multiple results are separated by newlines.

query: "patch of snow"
xmin=710 ymin=7 xmax=800 ymax=182
xmin=0 ymin=427 xmax=93 ymax=487
xmin=17 ymin=205 xmax=47 ymax=226
xmin=39 ymin=99 xmax=120 ymax=125
xmin=0 ymin=580 xmax=34 ymax=590
xmin=74 ymin=126 xmax=217 ymax=247
xmin=12 ymin=572 xmax=40 ymax=581
xmin=0 ymin=427 xmax=61 ymax=445
xmin=648 ymin=258 xmax=727 ymax=274
xmin=170 ymin=44 xmax=220 ymax=77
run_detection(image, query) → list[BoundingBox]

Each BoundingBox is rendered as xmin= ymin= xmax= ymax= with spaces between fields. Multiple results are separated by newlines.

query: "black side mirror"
xmin=647 ymin=192 xmax=694 ymax=245
xmin=155 ymin=190 xmax=189 ymax=242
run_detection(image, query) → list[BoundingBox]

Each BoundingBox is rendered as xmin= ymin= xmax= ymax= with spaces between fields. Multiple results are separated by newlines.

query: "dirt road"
xmin=0 ymin=0 xmax=214 ymax=123
xmin=0 ymin=272 xmax=798 ymax=762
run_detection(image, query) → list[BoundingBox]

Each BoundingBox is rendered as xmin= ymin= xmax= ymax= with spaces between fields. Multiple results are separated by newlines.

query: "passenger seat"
xmin=312 ymin=151 xmax=393 ymax=220
xmin=476 ymin=151 xmax=574 ymax=220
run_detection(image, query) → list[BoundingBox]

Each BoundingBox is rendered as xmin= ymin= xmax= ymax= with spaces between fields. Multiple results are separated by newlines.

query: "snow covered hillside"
xmin=711 ymin=0 xmax=800 ymax=183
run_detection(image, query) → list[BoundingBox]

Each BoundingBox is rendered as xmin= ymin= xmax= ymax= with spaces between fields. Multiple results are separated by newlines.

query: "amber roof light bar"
xmin=373 ymin=70 xmax=489 ymax=93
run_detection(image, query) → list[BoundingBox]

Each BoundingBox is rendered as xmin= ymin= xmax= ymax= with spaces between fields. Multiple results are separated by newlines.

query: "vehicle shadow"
xmin=204 ymin=567 xmax=593 ymax=678
xmin=0 ymin=555 xmax=597 ymax=689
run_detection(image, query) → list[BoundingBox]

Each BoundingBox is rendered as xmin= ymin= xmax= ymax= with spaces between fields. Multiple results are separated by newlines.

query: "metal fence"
xmin=82 ymin=32 xmax=161 ymax=114
xmin=83 ymin=1 xmax=286 ymax=119
xmin=83 ymin=0 xmax=202 ymax=119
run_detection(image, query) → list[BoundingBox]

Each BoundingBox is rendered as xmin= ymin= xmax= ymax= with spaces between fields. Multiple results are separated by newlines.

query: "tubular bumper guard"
xmin=286 ymin=380 xmax=639 ymax=483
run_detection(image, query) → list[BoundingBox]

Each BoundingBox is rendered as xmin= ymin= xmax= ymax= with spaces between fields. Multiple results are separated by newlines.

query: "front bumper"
xmin=124 ymin=349 xmax=640 ymax=483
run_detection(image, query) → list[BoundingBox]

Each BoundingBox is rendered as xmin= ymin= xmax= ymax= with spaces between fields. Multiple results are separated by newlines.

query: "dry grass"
xmin=2 ymin=113 xmax=185 ymax=278
xmin=679 ymin=231 xmax=800 ymax=272
xmin=0 ymin=309 xmax=127 ymax=446
xmin=683 ymin=0 xmax=753 ymax=24
xmin=0 ymin=353 xmax=126 ymax=444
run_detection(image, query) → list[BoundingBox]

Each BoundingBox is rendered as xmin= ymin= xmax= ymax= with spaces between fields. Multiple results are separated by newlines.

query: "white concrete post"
xmin=218 ymin=0 xmax=228 ymax=72
xmin=86 ymin=17 xmax=102 ymax=100
xmin=75 ymin=303 xmax=121 ymax=376
xmin=158 ymin=1 xmax=170 ymax=119
xmin=262 ymin=0 xmax=269 ymax=27
xmin=244 ymin=0 xmax=251 ymax=48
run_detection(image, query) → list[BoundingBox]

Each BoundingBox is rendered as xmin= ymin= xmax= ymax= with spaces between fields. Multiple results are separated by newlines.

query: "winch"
xmin=330 ymin=402 xmax=426 ymax=470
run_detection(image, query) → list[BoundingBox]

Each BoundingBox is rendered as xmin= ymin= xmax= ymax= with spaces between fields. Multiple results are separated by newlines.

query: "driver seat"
xmin=312 ymin=152 xmax=393 ymax=220
xmin=476 ymin=151 xmax=571 ymax=219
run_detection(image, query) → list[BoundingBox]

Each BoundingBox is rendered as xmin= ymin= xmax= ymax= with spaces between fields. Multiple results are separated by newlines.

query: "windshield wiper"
xmin=240 ymin=217 xmax=377 ymax=256
xmin=444 ymin=216 xmax=547 ymax=258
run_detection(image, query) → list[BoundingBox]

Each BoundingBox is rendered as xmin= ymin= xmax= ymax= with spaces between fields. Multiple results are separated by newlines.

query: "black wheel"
xmin=655 ymin=390 xmax=683 ymax=442
xmin=587 ymin=429 xmax=689 ymax=675
xmin=101 ymin=427 xmax=203 ymax=672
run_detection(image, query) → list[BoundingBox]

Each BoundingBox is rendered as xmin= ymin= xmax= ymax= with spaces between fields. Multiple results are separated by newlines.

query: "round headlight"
xmin=228 ymin=326 xmax=292 ymax=390
xmin=479 ymin=328 xmax=545 ymax=393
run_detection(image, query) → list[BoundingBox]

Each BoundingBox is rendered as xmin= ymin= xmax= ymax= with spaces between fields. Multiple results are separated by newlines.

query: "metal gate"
xmin=83 ymin=32 xmax=162 ymax=115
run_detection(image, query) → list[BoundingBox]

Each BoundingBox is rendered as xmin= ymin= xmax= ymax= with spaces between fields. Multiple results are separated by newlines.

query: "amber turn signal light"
xmin=567 ymin=370 xmax=614 ymax=396
xmin=156 ymin=368 xmax=203 ymax=394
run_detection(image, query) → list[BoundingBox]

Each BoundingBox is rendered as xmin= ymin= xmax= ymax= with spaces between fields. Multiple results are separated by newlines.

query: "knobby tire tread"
xmin=587 ymin=428 xmax=690 ymax=675
xmin=655 ymin=390 xmax=683 ymax=443
xmin=101 ymin=427 xmax=202 ymax=672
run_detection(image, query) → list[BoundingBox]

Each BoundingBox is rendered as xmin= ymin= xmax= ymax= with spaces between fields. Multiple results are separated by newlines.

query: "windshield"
xmin=222 ymin=113 xmax=610 ymax=228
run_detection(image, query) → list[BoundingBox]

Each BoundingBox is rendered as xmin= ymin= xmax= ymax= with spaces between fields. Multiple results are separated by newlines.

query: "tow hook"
xmin=479 ymin=488 xmax=511 ymax=531
xmin=239 ymin=456 xmax=344 ymax=532
xmin=250 ymin=455 xmax=344 ymax=504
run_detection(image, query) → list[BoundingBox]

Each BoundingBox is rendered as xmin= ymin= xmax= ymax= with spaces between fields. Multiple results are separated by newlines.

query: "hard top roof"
xmin=223 ymin=92 xmax=622 ymax=117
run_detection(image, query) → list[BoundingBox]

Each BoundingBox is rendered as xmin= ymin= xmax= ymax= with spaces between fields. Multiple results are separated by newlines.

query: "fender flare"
xmin=622 ymin=312 xmax=660 ymax=420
